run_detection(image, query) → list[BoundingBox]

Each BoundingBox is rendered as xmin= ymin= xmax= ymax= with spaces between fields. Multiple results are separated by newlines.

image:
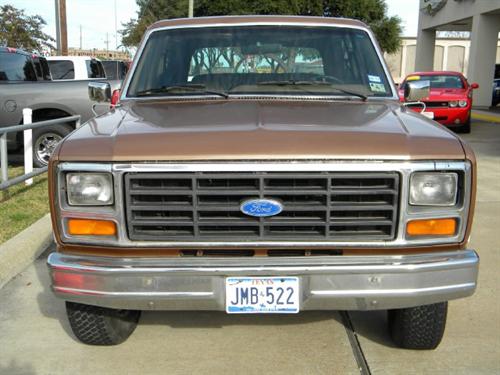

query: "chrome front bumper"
xmin=47 ymin=250 xmax=479 ymax=311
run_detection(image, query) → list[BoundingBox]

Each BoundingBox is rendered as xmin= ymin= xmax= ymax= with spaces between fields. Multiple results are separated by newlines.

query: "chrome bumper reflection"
xmin=47 ymin=250 xmax=479 ymax=311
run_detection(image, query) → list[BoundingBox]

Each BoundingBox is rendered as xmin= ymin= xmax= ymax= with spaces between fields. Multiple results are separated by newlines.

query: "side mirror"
xmin=88 ymin=81 xmax=111 ymax=103
xmin=471 ymin=82 xmax=479 ymax=89
xmin=404 ymin=80 xmax=430 ymax=102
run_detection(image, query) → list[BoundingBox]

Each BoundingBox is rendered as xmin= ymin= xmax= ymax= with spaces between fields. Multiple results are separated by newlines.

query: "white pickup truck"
xmin=0 ymin=49 xmax=120 ymax=166
xmin=46 ymin=56 xmax=106 ymax=81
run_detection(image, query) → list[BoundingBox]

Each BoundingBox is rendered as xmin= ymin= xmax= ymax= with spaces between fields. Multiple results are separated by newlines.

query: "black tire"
xmin=66 ymin=302 xmax=141 ymax=346
xmin=32 ymin=124 xmax=73 ymax=167
xmin=388 ymin=302 xmax=448 ymax=350
xmin=459 ymin=116 xmax=471 ymax=134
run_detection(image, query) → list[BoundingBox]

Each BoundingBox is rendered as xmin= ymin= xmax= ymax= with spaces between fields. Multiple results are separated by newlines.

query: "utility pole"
xmin=105 ymin=32 xmax=109 ymax=53
xmin=79 ymin=25 xmax=82 ymax=50
xmin=54 ymin=0 xmax=61 ymax=54
xmin=59 ymin=0 xmax=68 ymax=55
xmin=54 ymin=0 xmax=68 ymax=55
xmin=188 ymin=0 xmax=193 ymax=18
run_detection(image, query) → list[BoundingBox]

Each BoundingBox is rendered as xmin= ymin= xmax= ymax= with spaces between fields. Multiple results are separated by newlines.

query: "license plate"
xmin=225 ymin=277 xmax=299 ymax=314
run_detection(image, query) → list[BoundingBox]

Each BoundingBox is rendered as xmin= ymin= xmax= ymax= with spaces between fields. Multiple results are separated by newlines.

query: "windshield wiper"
xmin=257 ymin=80 xmax=368 ymax=101
xmin=136 ymin=84 xmax=229 ymax=98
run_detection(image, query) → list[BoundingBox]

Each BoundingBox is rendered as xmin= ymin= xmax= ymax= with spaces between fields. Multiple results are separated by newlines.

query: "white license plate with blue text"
xmin=225 ymin=277 xmax=299 ymax=314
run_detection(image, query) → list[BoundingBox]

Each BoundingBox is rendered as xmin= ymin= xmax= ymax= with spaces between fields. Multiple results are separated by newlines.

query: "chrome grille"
xmin=125 ymin=172 xmax=400 ymax=241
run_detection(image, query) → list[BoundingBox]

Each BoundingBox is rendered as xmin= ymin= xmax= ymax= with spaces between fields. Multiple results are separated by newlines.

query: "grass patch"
xmin=0 ymin=167 xmax=49 ymax=244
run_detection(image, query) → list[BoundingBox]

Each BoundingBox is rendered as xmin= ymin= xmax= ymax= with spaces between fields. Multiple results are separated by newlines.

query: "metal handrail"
xmin=0 ymin=109 xmax=81 ymax=191
xmin=0 ymin=115 xmax=81 ymax=136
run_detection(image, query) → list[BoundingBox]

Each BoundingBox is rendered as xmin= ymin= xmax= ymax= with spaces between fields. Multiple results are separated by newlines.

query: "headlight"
xmin=66 ymin=173 xmax=113 ymax=206
xmin=409 ymin=172 xmax=458 ymax=206
xmin=458 ymin=100 xmax=468 ymax=107
xmin=449 ymin=100 xmax=458 ymax=107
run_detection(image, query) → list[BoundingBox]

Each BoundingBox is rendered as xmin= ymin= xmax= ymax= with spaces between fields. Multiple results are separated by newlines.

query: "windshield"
xmin=86 ymin=59 xmax=106 ymax=79
xmin=34 ymin=58 xmax=52 ymax=80
xmin=0 ymin=52 xmax=37 ymax=81
xmin=48 ymin=60 xmax=75 ymax=80
xmin=402 ymin=74 xmax=465 ymax=89
xmin=102 ymin=60 xmax=128 ymax=80
xmin=127 ymin=26 xmax=392 ymax=98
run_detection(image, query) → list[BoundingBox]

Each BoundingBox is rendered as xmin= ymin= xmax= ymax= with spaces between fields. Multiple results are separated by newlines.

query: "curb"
xmin=471 ymin=111 xmax=500 ymax=124
xmin=0 ymin=213 xmax=53 ymax=289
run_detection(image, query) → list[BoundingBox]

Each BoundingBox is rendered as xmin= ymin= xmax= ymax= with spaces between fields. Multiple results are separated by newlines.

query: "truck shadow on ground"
xmin=348 ymin=310 xmax=397 ymax=348
xmin=34 ymin=247 xmax=395 ymax=348
xmin=0 ymin=360 xmax=37 ymax=375
xmin=141 ymin=310 xmax=341 ymax=329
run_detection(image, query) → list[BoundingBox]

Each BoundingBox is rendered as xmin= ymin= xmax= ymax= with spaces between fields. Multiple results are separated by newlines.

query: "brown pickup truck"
xmin=47 ymin=16 xmax=478 ymax=349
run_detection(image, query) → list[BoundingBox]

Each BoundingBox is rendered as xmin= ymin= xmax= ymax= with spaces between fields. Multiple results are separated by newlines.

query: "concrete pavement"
xmin=0 ymin=248 xmax=359 ymax=375
xmin=0 ymin=214 xmax=52 ymax=289
xmin=0 ymin=121 xmax=499 ymax=374
xmin=349 ymin=121 xmax=500 ymax=374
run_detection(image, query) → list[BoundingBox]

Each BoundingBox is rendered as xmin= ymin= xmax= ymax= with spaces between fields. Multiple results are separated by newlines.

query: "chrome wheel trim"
xmin=34 ymin=132 xmax=63 ymax=165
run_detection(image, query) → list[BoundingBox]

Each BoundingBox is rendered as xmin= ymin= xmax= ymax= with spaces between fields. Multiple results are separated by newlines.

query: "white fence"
xmin=0 ymin=109 xmax=80 ymax=190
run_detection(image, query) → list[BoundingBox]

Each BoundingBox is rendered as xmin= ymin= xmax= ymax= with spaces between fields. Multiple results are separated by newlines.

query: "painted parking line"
xmin=471 ymin=111 xmax=500 ymax=123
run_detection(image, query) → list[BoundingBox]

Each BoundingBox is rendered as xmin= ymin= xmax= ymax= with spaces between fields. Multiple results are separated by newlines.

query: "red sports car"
xmin=399 ymin=71 xmax=478 ymax=133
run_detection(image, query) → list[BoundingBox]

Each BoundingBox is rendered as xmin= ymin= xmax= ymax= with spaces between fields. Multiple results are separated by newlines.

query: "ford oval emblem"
xmin=240 ymin=198 xmax=283 ymax=217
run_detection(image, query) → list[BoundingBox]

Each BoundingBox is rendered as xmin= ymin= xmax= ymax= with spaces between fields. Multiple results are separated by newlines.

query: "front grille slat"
xmin=125 ymin=172 xmax=399 ymax=242
xmin=330 ymin=189 xmax=397 ymax=195
xmin=329 ymin=220 xmax=393 ymax=226
xmin=423 ymin=101 xmax=448 ymax=108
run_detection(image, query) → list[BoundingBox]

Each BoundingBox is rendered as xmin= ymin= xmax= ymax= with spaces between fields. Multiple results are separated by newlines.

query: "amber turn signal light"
xmin=68 ymin=218 xmax=117 ymax=236
xmin=406 ymin=218 xmax=456 ymax=236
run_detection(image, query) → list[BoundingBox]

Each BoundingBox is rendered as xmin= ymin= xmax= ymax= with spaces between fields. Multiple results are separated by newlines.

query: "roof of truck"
xmin=0 ymin=47 xmax=31 ymax=56
xmin=46 ymin=56 xmax=101 ymax=61
xmin=149 ymin=15 xmax=368 ymax=31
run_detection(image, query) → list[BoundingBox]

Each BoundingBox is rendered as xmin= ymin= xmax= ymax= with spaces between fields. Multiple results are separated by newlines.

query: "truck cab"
xmin=46 ymin=56 xmax=106 ymax=81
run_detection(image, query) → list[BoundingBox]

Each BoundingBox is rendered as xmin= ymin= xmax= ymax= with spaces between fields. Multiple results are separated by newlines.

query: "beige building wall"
xmin=385 ymin=37 xmax=500 ymax=84
xmin=414 ymin=0 xmax=500 ymax=107
xmin=67 ymin=48 xmax=131 ymax=60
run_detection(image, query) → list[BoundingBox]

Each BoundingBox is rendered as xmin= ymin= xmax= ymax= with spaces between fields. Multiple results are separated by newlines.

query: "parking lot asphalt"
xmin=0 ymin=121 xmax=499 ymax=375
xmin=349 ymin=121 xmax=500 ymax=374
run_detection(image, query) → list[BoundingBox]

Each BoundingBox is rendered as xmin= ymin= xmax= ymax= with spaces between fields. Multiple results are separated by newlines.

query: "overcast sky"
xmin=1 ymin=0 xmax=420 ymax=51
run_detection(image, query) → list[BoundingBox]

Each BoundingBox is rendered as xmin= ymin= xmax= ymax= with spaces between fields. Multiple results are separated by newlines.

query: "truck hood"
xmin=58 ymin=99 xmax=465 ymax=161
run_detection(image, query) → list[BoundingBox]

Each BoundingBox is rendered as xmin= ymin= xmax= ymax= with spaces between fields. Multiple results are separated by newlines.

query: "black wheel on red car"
xmin=460 ymin=116 xmax=471 ymax=134
xmin=66 ymin=302 xmax=141 ymax=345
xmin=388 ymin=302 xmax=448 ymax=350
